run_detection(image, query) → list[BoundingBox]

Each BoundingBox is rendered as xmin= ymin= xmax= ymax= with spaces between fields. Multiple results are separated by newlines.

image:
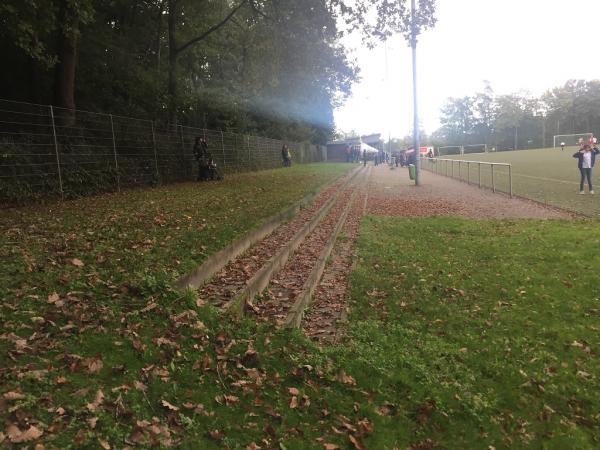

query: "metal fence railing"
xmin=421 ymin=157 xmax=513 ymax=198
xmin=0 ymin=99 xmax=326 ymax=205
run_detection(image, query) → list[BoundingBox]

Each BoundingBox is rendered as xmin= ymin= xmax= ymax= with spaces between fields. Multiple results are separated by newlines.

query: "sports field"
xmin=426 ymin=147 xmax=600 ymax=216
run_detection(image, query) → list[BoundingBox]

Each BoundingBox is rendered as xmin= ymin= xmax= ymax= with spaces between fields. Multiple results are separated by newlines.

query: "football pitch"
xmin=430 ymin=147 xmax=600 ymax=217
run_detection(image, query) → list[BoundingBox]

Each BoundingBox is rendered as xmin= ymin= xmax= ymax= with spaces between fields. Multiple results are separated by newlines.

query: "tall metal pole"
xmin=411 ymin=0 xmax=421 ymax=185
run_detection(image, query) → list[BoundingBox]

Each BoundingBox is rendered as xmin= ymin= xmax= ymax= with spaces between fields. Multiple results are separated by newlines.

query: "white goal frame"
xmin=553 ymin=133 xmax=593 ymax=148
xmin=463 ymin=144 xmax=487 ymax=153
xmin=438 ymin=145 xmax=463 ymax=156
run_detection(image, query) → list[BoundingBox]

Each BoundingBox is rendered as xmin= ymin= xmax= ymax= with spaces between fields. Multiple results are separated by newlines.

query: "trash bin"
xmin=408 ymin=164 xmax=415 ymax=180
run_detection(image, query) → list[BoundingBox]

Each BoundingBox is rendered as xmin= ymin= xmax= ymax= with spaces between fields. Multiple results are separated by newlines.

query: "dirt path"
xmin=194 ymin=163 xmax=572 ymax=345
xmin=368 ymin=165 xmax=573 ymax=218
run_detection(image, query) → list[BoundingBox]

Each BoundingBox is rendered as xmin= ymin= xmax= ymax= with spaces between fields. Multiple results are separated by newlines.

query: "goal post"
xmin=438 ymin=146 xmax=462 ymax=156
xmin=553 ymin=133 xmax=593 ymax=148
xmin=463 ymin=144 xmax=487 ymax=154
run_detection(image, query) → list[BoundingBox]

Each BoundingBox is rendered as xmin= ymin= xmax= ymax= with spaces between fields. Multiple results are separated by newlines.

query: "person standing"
xmin=560 ymin=141 xmax=565 ymax=151
xmin=193 ymin=137 xmax=209 ymax=181
xmin=281 ymin=144 xmax=291 ymax=167
xmin=573 ymin=144 xmax=600 ymax=194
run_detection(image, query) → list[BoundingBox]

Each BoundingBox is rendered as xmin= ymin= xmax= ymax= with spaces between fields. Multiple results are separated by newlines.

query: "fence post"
xmin=178 ymin=125 xmax=186 ymax=178
xmin=151 ymin=121 xmax=159 ymax=180
xmin=467 ymin=161 xmax=470 ymax=184
xmin=509 ymin=164 xmax=513 ymax=198
xmin=451 ymin=160 xmax=454 ymax=178
xmin=49 ymin=105 xmax=64 ymax=200
xmin=491 ymin=164 xmax=495 ymax=193
xmin=458 ymin=161 xmax=461 ymax=181
xmin=109 ymin=114 xmax=120 ymax=192
xmin=478 ymin=162 xmax=481 ymax=188
xmin=247 ymin=135 xmax=251 ymax=166
xmin=220 ymin=130 xmax=226 ymax=168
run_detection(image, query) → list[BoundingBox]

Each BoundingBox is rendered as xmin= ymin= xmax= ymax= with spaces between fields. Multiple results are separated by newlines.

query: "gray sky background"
xmin=334 ymin=0 xmax=600 ymax=139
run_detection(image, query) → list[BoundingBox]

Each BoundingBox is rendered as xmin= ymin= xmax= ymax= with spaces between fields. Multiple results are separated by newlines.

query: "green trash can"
xmin=408 ymin=164 xmax=416 ymax=180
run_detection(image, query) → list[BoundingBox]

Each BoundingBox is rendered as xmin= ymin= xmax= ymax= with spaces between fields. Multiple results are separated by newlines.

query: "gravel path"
xmin=194 ymin=163 xmax=572 ymax=344
xmin=368 ymin=165 xmax=573 ymax=219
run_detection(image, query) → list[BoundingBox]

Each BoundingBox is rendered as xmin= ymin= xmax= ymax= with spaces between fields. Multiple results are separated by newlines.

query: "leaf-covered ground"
xmin=2 ymin=164 xmax=599 ymax=449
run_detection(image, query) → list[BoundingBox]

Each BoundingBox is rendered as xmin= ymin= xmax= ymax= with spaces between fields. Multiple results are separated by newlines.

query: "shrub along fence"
xmin=0 ymin=99 xmax=326 ymax=205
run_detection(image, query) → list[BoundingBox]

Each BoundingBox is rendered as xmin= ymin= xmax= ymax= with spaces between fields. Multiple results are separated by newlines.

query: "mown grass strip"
xmin=342 ymin=216 xmax=600 ymax=448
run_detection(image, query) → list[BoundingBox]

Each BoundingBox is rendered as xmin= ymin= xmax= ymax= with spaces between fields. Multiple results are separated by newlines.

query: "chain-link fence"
xmin=0 ymin=99 xmax=326 ymax=205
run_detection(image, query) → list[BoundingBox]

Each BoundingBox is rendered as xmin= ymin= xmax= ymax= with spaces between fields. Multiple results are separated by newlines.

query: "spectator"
xmin=573 ymin=144 xmax=599 ymax=194
xmin=193 ymin=137 xmax=209 ymax=181
xmin=281 ymin=144 xmax=291 ymax=167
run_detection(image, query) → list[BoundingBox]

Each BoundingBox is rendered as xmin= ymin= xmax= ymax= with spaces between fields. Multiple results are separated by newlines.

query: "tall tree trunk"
xmin=167 ymin=0 xmax=179 ymax=125
xmin=53 ymin=2 xmax=79 ymax=126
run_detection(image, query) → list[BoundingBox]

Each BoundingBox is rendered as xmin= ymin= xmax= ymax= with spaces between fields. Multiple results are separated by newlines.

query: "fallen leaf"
xmin=70 ymin=258 xmax=85 ymax=267
xmin=376 ymin=404 xmax=396 ymax=416
xmin=323 ymin=444 xmax=340 ymax=450
xmin=349 ymin=434 xmax=366 ymax=450
xmin=85 ymin=358 xmax=103 ymax=374
xmin=337 ymin=371 xmax=356 ymax=385
xmin=86 ymin=390 xmax=104 ymax=412
xmin=207 ymin=429 xmax=224 ymax=441
xmin=288 ymin=387 xmax=300 ymax=396
xmin=6 ymin=425 xmax=43 ymax=443
xmin=133 ymin=381 xmax=147 ymax=391
xmin=3 ymin=391 xmax=26 ymax=400
xmin=161 ymin=400 xmax=179 ymax=411
xmin=289 ymin=396 xmax=299 ymax=409
xmin=98 ymin=438 xmax=110 ymax=449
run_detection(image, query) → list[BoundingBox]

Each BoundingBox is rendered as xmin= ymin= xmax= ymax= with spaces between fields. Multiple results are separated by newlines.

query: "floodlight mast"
xmin=411 ymin=0 xmax=421 ymax=186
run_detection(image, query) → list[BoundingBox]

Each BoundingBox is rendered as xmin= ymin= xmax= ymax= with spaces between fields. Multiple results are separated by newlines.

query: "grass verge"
xmin=343 ymin=216 xmax=600 ymax=448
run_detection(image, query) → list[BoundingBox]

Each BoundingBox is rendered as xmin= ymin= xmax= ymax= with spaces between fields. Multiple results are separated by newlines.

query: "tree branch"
xmin=175 ymin=0 xmax=249 ymax=54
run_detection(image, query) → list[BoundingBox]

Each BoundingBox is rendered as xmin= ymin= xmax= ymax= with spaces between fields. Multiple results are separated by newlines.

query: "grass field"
xmin=2 ymin=163 xmax=600 ymax=448
xmin=348 ymin=216 xmax=600 ymax=448
xmin=427 ymin=147 xmax=600 ymax=216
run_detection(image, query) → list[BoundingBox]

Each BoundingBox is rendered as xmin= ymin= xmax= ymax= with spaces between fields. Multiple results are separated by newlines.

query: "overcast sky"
xmin=334 ymin=0 xmax=600 ymax=139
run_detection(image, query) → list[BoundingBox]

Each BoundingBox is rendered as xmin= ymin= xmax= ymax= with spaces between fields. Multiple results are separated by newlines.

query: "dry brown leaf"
xmin=70 ymin=258 xmax=85 ymax=267
xmin=47 ymin=292 xmax=60 ymax=303
xmin=349 ymin=434 xmax=366 ymax=450
xmin=87 ymin=417 xmax=98 ymax=429
xmin=86 ymin=390 xmax=104 ymax=412
xmin=337 ymin=370 xmax=356 ymax=385
xmin=161 ymin=400 xmax=179 ymax=411
xmin=3 ymin=391 xmax=26 ymax=401
xmin=98 ymin=438 xmax=110 ymax=449
xmin=289 ymin=396 xmax=299 ymax=409
xmin=323 ymin=444 xmax=340 ymax=450
xmin=133 ymin=380 xmax=147 ymax=391
xmin=85 ymin=357 xmax=103 ymax=374
xmin=246 ymin=443 xmax=261 ymax=450
xmin=288 ymin=387 xmax=300 ymax=396
xmin=6 ymin=425 xmax=43 ymax=443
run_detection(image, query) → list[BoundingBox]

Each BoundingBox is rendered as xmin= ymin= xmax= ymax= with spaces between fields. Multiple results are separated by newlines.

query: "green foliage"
xmin=433 ymin=79 xmax=600 ymax=150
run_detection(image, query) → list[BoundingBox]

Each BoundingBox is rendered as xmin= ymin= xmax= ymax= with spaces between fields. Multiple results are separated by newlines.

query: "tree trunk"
xmin=53 ymin=3 xmax=79 ymax=127
xmin=167 ymin=0 xmax=179 ymax=125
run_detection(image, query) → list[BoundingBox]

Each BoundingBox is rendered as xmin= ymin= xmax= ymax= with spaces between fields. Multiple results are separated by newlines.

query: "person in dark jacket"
xmin=573 ymin=144 xmax=600 ymax=194
xmin=193 ymin=137 xmax=209 ymax=181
